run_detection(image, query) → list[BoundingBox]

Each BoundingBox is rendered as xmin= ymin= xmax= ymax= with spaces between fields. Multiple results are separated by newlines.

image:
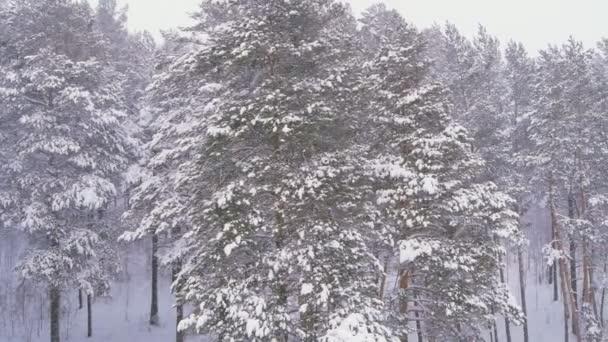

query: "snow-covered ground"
xmin=0 ymin=237 xmax=198 ymax=342
xmin=493 ymin=203 xmax=577 ymax=342
xmin=0 ymin=205 xmax=593 ymax=341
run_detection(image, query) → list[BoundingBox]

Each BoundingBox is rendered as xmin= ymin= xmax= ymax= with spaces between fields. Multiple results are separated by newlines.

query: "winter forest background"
xmin=1 ymin=0 xmax=608 ymax=341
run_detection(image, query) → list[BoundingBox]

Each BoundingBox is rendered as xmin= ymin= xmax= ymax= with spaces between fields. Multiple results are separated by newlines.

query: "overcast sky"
xmin=114 ymin=0 xmax=608 ymax=53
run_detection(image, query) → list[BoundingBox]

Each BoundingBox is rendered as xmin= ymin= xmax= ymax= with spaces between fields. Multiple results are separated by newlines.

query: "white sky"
xmin=114 ymin=0 xmax=608 ymax=53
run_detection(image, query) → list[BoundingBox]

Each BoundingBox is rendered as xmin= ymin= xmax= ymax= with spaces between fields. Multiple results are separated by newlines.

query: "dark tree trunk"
xmin=78 ymin=289 xmax=83 ymax=310
xmin=499 ymin=262 xmax=512 ymax=342
xmin=399 ymin=271 xmax=410 ymax=342
xmin=176 ymin=302 xmax=184 ymax=342
xmin=518 ymin=247 xmax=529 ymax=342
xmin=490 ymin=306 xmax=499 ymax=342
xmin=568 ymin=192 xmax=578 ymax=336
xmin=415 ymin=315 xmax=422 ymax=342
xmin=414 ymin=297 xmax=423 ymax=342
xmin=172 ymin=260 xmax=184 ymax=342
xmin=87 ymin=294 xmax=92 ymax=337
xmin=150 ymin=233 xmax=159 ymax=326
xmin=564 ymin=307 xmax=569 ymax=342
xmin=602 ymin=262 xmax=607 ymax=326
xmin=601 ymin=288 xmax=606 ymax=327
xmin=50 ymin=286 xmax=60 ymax=342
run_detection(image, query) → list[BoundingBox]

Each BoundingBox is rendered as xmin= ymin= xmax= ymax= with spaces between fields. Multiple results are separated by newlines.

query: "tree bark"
xmin=568 ymin=192 xmax=578 ymax=331
xmin=87 ymin=294 xmax=92 ymax=337
xmin=172 ymin=260 xmax=184 ymax=342
xmin=579 ymin=187 xmax=596 ymax=320
xmin=551 ymin=181 xmax=581 ymax=342
xmin=150 ymin=233 xmax=159 ymax=326
xmin=414 ymin=296 xmax=423 ymax=342
xmin=492 ymin=311 xmax=499 ymax=342
xmin=499 ymin=260 xmax=512 ymax=342
xmin=601 ymin=262 xmax=607 ymax=326
xmin=564 ymin=307 xmax=569 ymax=342
xmin=399 ymin=270 xmax=409 ymax=342
xmin=554 ymin=263 xmax=559 ymax=301
xmin=551 ymin=219 xmax=559 ymax=301
xmin=50 ymin=286 xmax=60 ymax=342
xmin=517 ymin=246 xmax=529 ymax=342
xmin=601 ymin=290 xmax=606 ymax=327
xmin=499 ymin=257 xmax=511 ymax=342
xmin=379 ymin=256 xmax=388 ymax=300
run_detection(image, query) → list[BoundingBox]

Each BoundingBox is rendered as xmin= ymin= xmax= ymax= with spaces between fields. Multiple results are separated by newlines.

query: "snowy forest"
xmin=1 ymin=0 xmax=608 ymax=341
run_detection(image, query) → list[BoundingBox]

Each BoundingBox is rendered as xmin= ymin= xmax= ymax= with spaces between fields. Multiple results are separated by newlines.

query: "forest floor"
xmin=0 ymin=206 xmax=586 ymax=341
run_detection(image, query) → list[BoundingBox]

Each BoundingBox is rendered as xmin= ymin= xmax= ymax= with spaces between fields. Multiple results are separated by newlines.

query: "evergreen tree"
xmin=528 ymin=38 xmax=598 ymax=341
xmin=121 ymin=31 xmax=210 ymax=333
xmin=503 ymin=40 xmax=536 ymax=342
xmin=153 ymin=0 xmax=397 ymax=340
xmin=0 ymin=1 xmax=136 ymax=340
xmin=362 ymin=5 xmax=522 ymax=340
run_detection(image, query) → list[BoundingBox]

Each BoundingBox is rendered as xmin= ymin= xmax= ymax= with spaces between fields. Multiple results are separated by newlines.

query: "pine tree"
xmin=95 ymin=0 xmax=155 ymax=114
xmin=155 ymin=0 xmax=397 ymax=340
xmin=362 ymin=5 xmax=522 ymax=341
xmin=504 ymin=40 xmax=536 ymax=342
xmin=528 ymin=38 xmax=600 ymax=341
xmin=0 ymin=1 xmax=136 ymax=341
xmin=120 ymin=30 xmax=211 ymax=334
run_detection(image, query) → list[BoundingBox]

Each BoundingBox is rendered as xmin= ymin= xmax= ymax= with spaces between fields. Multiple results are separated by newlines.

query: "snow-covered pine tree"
xmin=587 ymin=42 xmax=608 ymax=330
xmin=0 ymin=1 xmax=136 ymax=341
xmin=527 ymin=38 xmax=599 ymax=341
xmin=426 ymin=23 xmax=531 ymax=341
xmin=120 ymin=31 xmax=213 ymax=336
xmin=361 ymin=5 xmax=522 ymax=341
xmin=156 ymin=0 xmax=397 ymax=340
xmin=95 ymin=0 xmax=155 ymax=115
xmin=503 ymin=40 xmax=536 ymax=342
xmin=426 ymin=24 xmax=511 ymax=180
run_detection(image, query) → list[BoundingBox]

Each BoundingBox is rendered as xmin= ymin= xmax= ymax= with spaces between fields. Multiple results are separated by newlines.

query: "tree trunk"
xmin=601 ymin=289 xmax=606 ymax=327
xmin=551 ymin=219 xmax=559 ymax=301
xmin=50 ymin=286 xmax=60 ymax=342
xmin=518 ymin=246 xmax=529 ymax=342
xmin=582 ymin=241 xmax=591 ymax=305
xmin=551 ymin=182 xmax=581 ymax=342
xmin=273 ymin=210 xmax=289 ymax=342
xmin=554 ymin=263 xmax=559 ymax=301
xmin=601 ymin=262 xmax=607 ymax=326
xmin=414 ymin=296 xmax=423 ymax=342
xmin=176 ymin=302 xmax=184 ymax=342
xmin=591 ymin=252 xmax=599 ymax=319
xmin=78 ymin=290 xmax=83 ymax=310
xmin=499 ymin=260 xmax=512 ymax=342
xmin=564 ymin=307 xmax=569 ymax=342
xmin=172 ymin=260 xmax=184 ymax=342
xmin=399 ymin=270 xmax=409 ymax=342
xmin=87 ymin=294 xmax=92 ymax=337
xmin=579 ymin=187 xmax=596 ymax=322
xmin=568 ymin=192 xmax=578 ymax=328
xmin=379 ymin=256 xmax=388 ymax=300
xmin=150 ymin=233 xmax=159 ymax=326
xmin=492 ymin=312 xmax=499 ymax=342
